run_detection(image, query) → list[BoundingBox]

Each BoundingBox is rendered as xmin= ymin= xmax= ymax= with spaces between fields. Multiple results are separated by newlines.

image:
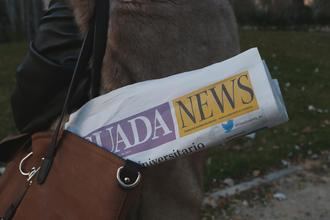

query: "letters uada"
xmin=65 ymin=48 xmax=288 ymax=167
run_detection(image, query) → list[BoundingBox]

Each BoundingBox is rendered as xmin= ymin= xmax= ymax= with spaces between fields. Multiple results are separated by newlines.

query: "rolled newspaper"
xmin=65 ymin=48 xmax=288 ymax=167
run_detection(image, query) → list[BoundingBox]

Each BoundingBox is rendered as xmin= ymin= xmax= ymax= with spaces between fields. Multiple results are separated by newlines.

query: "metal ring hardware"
xmin=19 ymin=152 xmax=33 ymax=176
xmin=116 ymin=166 xmax=141 ymax=189
xmin=19 ymin=152 xmax=41 ymax=183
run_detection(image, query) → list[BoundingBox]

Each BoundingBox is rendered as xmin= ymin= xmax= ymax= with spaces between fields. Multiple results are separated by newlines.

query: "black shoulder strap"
xmin=37 ymin=0 xmax=110 ymax=184
xmin=90 ymin=0 xmax=110 ymax=98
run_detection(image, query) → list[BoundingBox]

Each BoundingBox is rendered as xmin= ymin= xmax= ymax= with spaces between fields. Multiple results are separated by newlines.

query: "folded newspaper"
xmin=65 ymin=48 xmax=288 ymax=167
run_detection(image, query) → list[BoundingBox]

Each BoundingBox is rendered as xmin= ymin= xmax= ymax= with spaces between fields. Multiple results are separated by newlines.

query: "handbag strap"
xmin=37 ymin=0 xmax=110 ymax=184
xmin=90 ymin=0 xmax=110 ymax=98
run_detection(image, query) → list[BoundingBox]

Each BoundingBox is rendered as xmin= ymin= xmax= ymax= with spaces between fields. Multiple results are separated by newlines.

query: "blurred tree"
xmin=230 ymin=0 xmax=257 ymax=24
xmin=3 ymin=0 xmax=21 ymax=35
xmin=292 ymin=0 xmax=313 ymax=24
xmin=0 ymin=0 xmax=10 ymax=42
xmin=257 ymin=0 xmax=312 ymax=25
xmin=314 ymin=0 xmax=330 ymax=24
xmin=270 ymin=0 xmax=296 ymax=24
xmin=0 ymin=0 xmax=46 ymax=42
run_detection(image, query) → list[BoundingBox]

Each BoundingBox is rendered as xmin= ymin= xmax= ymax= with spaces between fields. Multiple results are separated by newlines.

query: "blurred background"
xmin=0 ymin=0 xmax=329 ymax=219
xmin=0 ymin=0 xmax=330 ymax=43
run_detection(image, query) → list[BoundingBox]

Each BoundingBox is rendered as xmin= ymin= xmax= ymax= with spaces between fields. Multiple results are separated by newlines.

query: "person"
xmin=9 ymin=0 xmax=240 ymax=219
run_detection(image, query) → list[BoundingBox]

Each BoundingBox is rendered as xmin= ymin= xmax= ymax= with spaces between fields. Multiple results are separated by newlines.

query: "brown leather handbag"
xmin=0 ymin=0 xmax=143 ymax=219
xmin=0 ymin=132 xmax=142 ymax=220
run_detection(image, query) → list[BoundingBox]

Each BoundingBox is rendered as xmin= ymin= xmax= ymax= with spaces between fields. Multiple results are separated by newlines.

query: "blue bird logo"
xmin=222 ymin=120 xmax=234 ymax=133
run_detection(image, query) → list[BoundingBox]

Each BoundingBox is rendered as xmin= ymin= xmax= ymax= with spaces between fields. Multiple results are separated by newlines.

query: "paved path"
xmin=203 ymin=156 xmax=330 ymax=220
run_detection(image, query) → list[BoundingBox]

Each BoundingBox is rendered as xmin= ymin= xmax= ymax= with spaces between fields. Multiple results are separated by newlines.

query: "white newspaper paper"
xmin=65 ymin=48 xmax=288 ymax=166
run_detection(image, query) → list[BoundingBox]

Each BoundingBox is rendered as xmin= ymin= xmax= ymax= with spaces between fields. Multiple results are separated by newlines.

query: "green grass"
xmin=206 ymin=30 xmax=330 ymax=190
xmin=0 ymin=42 xmax=27 ymax=138
xmin=0 ymin=31 xmax=329 ymax=189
